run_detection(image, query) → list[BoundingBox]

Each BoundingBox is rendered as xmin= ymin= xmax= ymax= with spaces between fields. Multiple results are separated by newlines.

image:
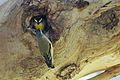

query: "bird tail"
xmin=43 ymin=55 xmax=55 ymax=68
xmin=46 ymin=61 xmax=55 ymax=68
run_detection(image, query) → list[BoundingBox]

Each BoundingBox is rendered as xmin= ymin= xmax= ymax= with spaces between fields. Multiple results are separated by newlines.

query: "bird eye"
xmin=34 ymin=19 xmax=38 ymax=22
xmin=39 ymin=18 xmax=42 ymax=22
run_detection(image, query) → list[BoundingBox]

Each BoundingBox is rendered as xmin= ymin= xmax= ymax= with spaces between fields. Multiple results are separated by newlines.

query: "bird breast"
xmin=35 ymin=23 xmax=44 ymax=30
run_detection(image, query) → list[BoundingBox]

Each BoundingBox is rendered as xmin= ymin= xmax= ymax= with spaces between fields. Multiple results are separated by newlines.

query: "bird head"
xmin=29 ymin=15 xmax=49 ymax=34
xmin=34 ymin=17 xmax=42 ymax=24
xmin=31 ymin=15 xmax=45 ymax=31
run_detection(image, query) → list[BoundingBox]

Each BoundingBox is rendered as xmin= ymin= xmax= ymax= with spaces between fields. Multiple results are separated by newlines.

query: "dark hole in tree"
xmin=21 ymin=4 xmax=61 ymax=43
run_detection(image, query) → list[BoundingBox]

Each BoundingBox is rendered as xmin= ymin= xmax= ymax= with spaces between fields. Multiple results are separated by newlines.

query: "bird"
xmin=29 ymin=15 xmax=54 ymax=68
xmin=36 ymin=30 xmax=54 ymax=68
xmin=29 ymin=15 xmax=49 ymax=34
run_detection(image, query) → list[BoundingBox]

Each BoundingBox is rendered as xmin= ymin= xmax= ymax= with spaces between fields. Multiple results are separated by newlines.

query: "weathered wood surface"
xmin=0 ymin=0 xmax=120 ymax=80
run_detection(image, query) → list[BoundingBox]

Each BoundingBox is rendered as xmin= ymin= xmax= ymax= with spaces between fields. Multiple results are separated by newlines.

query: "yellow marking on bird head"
xmin=39 ymin=18 xmax=42 ymax=23
xmin=34 ymin=19 xmax=38 ymax=23
xmin=35 ymin=23 xmax=44 ymax=30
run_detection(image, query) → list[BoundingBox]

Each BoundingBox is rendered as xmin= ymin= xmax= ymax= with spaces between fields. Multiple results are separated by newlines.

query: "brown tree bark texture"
xmin=0 ymin=0 xmax=120 ymax=80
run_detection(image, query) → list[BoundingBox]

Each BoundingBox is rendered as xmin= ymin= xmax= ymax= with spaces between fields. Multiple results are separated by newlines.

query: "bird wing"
xmin=37 ymin=34 xmax=52 ymax=55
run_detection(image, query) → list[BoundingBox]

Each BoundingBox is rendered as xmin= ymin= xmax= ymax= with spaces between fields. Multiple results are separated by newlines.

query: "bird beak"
xmin=37 ymin=22 xmax=40 ymax=25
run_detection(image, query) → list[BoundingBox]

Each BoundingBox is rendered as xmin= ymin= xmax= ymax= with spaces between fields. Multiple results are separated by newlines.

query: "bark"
xmin=0 ymin=0 xmax=120 ymax=80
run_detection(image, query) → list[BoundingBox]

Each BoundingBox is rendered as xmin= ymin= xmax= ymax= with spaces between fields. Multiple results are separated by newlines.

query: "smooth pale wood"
xmin=90 ymin=65 xmax=120 ymax=80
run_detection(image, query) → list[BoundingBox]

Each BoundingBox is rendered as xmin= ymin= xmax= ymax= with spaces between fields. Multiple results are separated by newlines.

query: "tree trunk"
xmin=0 ymin=0 xmax=120 ymax=80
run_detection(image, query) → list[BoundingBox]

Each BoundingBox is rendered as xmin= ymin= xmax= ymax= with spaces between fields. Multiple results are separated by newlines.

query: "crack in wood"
xmin=56 ymin=63 xmax=77 ymax=80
